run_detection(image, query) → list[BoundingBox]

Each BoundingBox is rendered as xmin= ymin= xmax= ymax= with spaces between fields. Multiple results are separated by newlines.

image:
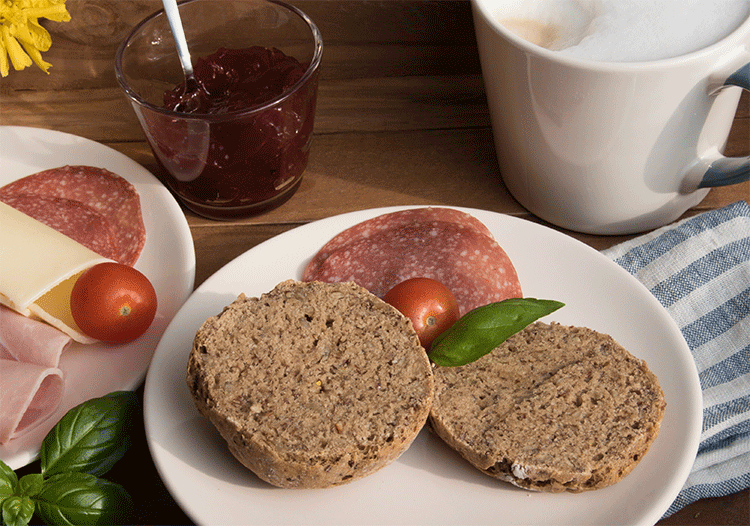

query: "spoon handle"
xmin=162 ymin=0 xmax=194 ymax=77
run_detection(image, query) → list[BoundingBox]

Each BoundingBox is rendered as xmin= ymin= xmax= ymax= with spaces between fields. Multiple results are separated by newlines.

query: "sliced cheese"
xmin=0 ymin=201 xmax=113 ymax=343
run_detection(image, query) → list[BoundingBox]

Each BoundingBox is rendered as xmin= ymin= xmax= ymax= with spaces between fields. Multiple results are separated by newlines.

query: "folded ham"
xmin=0 ymin=305 xmax=70 ymax=445
xmin=1 ymin=304 xmax=72 ymax=368
xmin=0 ymin=361 xmax=64 ymax=444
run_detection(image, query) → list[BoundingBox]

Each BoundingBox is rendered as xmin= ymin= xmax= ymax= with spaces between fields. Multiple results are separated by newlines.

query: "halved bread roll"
xmin=187 ymin=280 xmax=434 ymax=488
xmin=429 ymin=322 xmax=666 ymax=492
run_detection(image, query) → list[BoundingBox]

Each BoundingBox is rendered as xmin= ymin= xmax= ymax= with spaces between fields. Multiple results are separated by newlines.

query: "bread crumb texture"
xmin=429 ymin=322 xmax=666 ymax=492
xmin=187 ymin=280 xmax=434 ymax=488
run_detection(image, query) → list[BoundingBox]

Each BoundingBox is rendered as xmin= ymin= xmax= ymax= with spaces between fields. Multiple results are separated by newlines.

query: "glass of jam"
xmin=115 ymin=0 xmax=322 ymax=219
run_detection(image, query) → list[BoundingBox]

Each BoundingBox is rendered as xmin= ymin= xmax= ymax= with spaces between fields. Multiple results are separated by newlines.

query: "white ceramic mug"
xmin=471 ymin=0 xmax=750 ymax=234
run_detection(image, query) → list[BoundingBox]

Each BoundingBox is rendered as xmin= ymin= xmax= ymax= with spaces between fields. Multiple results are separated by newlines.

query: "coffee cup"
xmin=471 ymin=0 xmax=750 ymax=234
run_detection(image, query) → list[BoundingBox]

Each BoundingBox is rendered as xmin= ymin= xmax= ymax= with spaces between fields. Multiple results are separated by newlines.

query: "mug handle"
xmin=698 ymin=61 xmax=750 ymax=188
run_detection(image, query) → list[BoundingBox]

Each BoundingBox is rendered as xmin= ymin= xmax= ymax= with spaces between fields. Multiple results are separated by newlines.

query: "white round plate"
xmin=0 ymin=126 xmax=195 ymax=469
xmin=145 ymin=206 xmax=701 ymax=526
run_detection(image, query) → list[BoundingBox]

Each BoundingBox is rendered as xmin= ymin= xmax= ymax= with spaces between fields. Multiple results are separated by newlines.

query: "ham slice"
xmin=0 ymin=360 xmax=64 ymax=444
xmin=0 ymin=305 xmax=70 ymax=445
xmin=1 ymin=301 xmax=73 ymax=368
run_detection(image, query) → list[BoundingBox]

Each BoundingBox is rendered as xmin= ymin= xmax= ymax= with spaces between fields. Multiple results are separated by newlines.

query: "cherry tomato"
xmin=70 ymin=262 xmax=157 ymax=343
xmin=382 ymin=277 xmax=460 ymax=349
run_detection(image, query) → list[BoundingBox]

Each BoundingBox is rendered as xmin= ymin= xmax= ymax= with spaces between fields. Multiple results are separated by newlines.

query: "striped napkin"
xmin=602 ymin=200 xmax=750 ymax=518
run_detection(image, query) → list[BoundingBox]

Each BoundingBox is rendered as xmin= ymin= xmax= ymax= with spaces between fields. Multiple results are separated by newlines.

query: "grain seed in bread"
xmin=429 ymin=322 xmax=666 ymax=492
xmin=187 ymin=280 xmax=434 ymax=489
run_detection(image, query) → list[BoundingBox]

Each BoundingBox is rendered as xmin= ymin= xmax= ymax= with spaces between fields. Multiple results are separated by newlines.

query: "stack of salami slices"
xmin=302 ymin=207 xmax=522 ymax=315
xmin=0 ymin=165 xmax=146 ymax=446
xmin=0 ymin=165 xmax=146 ymax=266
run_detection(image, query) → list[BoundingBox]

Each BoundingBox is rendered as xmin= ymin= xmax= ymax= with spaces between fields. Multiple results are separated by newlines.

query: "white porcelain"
xmin=145 ymin=206 xmax=701 ymax=526
xmin=472 ymin=0 xmax=750 ymax=234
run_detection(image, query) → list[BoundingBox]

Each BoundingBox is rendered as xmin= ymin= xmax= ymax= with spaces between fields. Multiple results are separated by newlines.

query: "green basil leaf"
xmin=35 ymin=472 xmax=133 ymax=526
xmin=0 ymin=459 xmax=19 ymax=505
xmin=40 ymin=391 xmax=138 ymax=478
xmin=428 ymin=298 xmax=564 ymax=367
xmin=16 ymin=474 xmax=43 ymax=498
xmin=1 ymin=495 xmax=34 ymax=526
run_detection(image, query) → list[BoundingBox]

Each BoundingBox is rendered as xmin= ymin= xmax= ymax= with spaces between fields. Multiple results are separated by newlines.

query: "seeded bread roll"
xmin=187 ymin=280 xmax=434 ymax=489
xmin=429 ymin=322 xmax=665 ymax=492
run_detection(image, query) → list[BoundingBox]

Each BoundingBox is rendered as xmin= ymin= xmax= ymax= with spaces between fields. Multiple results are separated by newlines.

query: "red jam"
xmin=164 ymin=47 xmax=305 ymax=113
xmin=151 ymin=46 xmax=317 ymax=219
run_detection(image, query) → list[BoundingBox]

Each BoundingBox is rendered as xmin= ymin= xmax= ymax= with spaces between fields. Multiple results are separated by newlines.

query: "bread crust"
xmin=429 ymin=322 xmax=666 ymax=492
xmin=187 ymin=280 xmax=434 ymax=488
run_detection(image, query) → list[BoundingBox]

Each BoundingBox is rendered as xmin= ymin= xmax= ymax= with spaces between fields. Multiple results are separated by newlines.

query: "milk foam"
xmin=496 ymin=0 xmax=750 ymax=62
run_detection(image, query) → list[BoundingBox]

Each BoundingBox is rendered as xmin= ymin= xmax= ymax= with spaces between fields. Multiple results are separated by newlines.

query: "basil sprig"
xmin=428 ymin=298 xmax=564 ymax=367
xmin=0 ymin=391 xmax=136 ymax=526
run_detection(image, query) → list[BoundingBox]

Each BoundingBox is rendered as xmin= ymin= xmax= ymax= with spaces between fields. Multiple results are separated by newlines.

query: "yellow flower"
xmin=0 ymin=0 xmax=71 ymax=77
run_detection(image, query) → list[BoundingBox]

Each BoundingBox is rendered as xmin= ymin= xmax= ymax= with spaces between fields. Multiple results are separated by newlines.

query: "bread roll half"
xmin=187 ymin=280 xmax=434 ymax=488
xmin=429 ymin=322 xmax=666 ymax=492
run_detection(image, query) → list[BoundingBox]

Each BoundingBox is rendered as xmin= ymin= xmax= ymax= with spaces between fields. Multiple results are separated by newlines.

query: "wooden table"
xmin=2 ymin=1 xmax=748 ymax=524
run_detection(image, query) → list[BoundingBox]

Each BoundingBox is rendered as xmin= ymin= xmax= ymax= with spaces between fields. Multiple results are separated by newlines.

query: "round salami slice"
xmin=0 ymin=193 xmax=120 ymax=262
xmin=308 ymin=220 xmax=522 ymax=315
xmin=302 ymin=208 xmax=495 ymax=281
xmin=0 ymin=166 xmax=145 ymax=266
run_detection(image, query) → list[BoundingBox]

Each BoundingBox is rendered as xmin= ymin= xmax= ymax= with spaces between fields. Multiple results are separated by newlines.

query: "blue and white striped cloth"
xmin=602 ymin=200 xmax=750 ymax=518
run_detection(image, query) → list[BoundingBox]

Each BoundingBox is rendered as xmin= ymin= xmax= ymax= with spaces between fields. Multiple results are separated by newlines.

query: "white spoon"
xmin=162 ymin=0 xmax=202 ymax=112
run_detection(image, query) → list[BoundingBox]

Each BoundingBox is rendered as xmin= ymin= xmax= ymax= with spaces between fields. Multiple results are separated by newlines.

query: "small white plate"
xmin=145 ymin=206 xmax=702 ymax=526
xmin=0 ymin=126 xmax=195 ymax=469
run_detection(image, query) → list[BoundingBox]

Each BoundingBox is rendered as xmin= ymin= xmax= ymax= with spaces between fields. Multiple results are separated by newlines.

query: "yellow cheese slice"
xmin=0 ymin=201 xmax=113 ymax=343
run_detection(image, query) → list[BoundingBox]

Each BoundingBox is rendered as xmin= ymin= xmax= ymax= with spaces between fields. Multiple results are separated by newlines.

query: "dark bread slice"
xmin=429 ymin=322 xmax=665 ymax=492
xmin=187 ymin=280 xmax=434 ymax=488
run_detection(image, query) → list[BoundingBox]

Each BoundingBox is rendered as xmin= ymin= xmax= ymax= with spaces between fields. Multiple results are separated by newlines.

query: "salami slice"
xmin=0 ymin=165 xmax=146 ymax=266
xmin=302 ymin=208 xmax=495 ymax=280
xmin=0 ymin=193 xmax=121 ymax=262
xmin=308 ymin=220 xmax=522 ymax=315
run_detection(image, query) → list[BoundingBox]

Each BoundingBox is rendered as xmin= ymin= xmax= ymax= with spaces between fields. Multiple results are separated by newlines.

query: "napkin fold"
xmin=602 ymin=201 xmax=750 ymax=518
